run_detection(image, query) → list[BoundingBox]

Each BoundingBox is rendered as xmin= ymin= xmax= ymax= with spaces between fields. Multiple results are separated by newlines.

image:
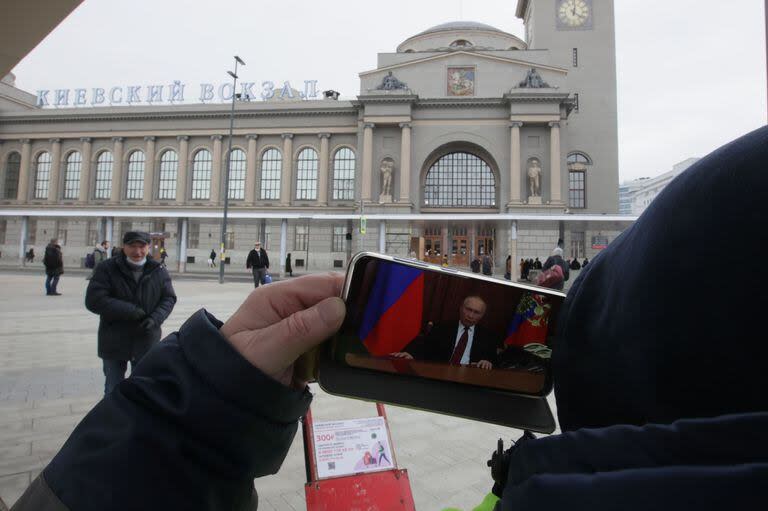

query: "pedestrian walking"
xmin=85 ymin=231 xmax=177 ymax=395
xmin=159 ymin=247 xmax=168 ymax=267
xmin=87 ymin=240 xmax=110 ymax=280
xmin=481 ymin=254 xmax=493 ymax=276
xmin=285 ymin=253 xmax=293 ymax=277
xmin=43 ymin=239 xmax=63 ymax=295
xmin=25 ymin=247 xmax=35 ymax=263
xmin=208 ymin=249 xmax=217 ymax=268
xmin=541 ymin=247 xmax=570 ymax=291
xmin=246 ymin=241 xmax=270 ymax=287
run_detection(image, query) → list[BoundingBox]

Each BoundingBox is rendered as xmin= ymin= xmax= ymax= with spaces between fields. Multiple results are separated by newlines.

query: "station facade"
xmin=0 ymin=0 xmax=633 ymax=277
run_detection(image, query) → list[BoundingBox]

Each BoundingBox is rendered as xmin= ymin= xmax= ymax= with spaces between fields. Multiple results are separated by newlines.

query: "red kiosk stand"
xmin=302 ymin=403 xmax=416 ymax=510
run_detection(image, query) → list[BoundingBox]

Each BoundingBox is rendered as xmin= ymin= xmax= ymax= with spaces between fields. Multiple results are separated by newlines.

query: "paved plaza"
xmin=0 ymin=270 xmax=557 ymax=510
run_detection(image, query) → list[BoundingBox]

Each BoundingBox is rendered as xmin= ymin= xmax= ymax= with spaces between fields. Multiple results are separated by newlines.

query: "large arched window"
xmin=158 ymin=150 xmax=178 ymax=200
xmin=125 ymin=151 xmax=145 ymax=200
xmin=567 ymin=152 xmax=591 ymax=209
xmin=424 ymin=152 xmax=495 ymax=207
xmin=260 ymin=148 xmax=281 ymax=200
xmin=94 ymin=151 xmax=113 ymax=199
xmin=3 ymin=152 xmax=21 ymax=199
xmin=332 ymin=147 xmax=355 ymax=200
xmin=34 ymin=152 xmax=52 ymax=199
xmin=63 ymin=151 xmax=82 ymax=199
xmin=296 ymin=148 xmax=318 ymax=200
xmin=191 ymin=149 xmax=212 ymax=200
xmin=227 ymin=148 xmax=246 ymax=200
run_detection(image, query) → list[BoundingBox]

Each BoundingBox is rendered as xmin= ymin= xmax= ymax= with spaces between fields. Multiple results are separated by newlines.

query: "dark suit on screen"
xmin=403 ymin=321 xmax=501 ymax=366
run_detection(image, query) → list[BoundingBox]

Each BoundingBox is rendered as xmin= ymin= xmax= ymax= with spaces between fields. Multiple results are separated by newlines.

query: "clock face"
xmin=558 ymin=0 xmax=591 ymax=28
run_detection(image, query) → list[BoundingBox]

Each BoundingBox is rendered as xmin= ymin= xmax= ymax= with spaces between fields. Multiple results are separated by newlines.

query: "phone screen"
xmin=333 ymin=255 xmax=565 ymax=396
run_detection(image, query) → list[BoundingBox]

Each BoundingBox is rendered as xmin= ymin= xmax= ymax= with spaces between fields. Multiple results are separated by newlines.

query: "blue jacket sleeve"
xmin=500 ymin=413 xmax=768 ymax=510
xmin=39 ymin=309 xmax=312 ymax=511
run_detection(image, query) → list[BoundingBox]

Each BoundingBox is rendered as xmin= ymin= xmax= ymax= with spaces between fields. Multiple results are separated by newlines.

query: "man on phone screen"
xmin=390 ymin=295 xmax=500 ymax=369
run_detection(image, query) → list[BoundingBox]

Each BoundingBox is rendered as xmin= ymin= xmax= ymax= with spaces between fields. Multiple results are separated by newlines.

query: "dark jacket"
xmin=404 ymin=321 xmax=500 ymax=366
xmin=85 ymin=254 xmax=176 ymax=360
xmin=246 ymin=248 xmax=269 ymax=269
xmin=43 ymin=244 xmax=63 ymax=276
xmin=12 ymin=310 xmax=309 ymax=511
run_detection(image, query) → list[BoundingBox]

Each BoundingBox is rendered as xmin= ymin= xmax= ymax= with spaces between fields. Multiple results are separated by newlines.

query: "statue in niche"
xmin=379 ymin=158 xmax=394 ymax=202
xmin=518 ymin=68 xmax=550 ymax=89
xmin=376 ymin=71 xmax=409 ymax=91
xmin=527 ymin=158 xmax=542 ymax=198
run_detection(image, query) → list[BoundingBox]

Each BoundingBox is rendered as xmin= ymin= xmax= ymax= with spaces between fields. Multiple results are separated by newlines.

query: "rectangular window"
xmin=570 ymin=231 xmax=585 ymax=259
xmin=568 ymin=170 xmax=586 ymax=208
xmin=225 ymin=231 xmax=235 ymax=250
xmin=0 ymin=220 xmax=6 ymax=244
xmin=332 ymin=226 xmax=346 ymax=252
xmin=86 ymin=221 xmax=100 ymax=246
xmin=56 ymin=220 xmax=68 ymax=246
xmin=386 ymin=231 xmax=410 ymax=255
xmin=27 ymin=219 xmax=37 ymax=245
xmin=572 ymin=48 xmax=578 ymax=67
xmin=262 ymin=225 xmax=271 ymax=251
xmin=188 ymin=221 xmax=200 ymax=249
xmin=151 ymin=220 xmax=166 ymax=234
xmin=294 ymin=224 xmax=308 ymax=252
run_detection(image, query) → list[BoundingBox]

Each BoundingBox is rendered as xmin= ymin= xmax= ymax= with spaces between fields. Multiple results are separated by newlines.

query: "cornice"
xmin=353 ymin=94 xmax=419 ymax=105
xmin=414 ymin=97 xmax=507 ymax=108
xmin=0 ymin=106 xmax=360 ymax=125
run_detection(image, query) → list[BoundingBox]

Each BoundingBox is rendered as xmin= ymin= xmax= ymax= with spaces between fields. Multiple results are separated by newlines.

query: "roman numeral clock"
xmin=556 ymin=0 xmax=593 ymax=30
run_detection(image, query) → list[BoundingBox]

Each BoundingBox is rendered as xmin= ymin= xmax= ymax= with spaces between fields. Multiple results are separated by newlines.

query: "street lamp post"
xmin=219 ymin=55 xmax=245 ymax=284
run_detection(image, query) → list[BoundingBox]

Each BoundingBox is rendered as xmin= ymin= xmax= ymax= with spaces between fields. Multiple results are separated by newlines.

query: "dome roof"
xmin=397 ymin=20 xmax=525 ymax=53
xmin=416 ymin=21 xmax=508 ymax=37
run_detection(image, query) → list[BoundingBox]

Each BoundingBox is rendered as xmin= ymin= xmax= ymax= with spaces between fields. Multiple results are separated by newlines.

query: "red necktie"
xmin=450 ymin=327 xmax=469 ymax=365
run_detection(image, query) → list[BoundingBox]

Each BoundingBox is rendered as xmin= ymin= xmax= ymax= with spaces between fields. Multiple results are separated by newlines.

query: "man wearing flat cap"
xmin=85 ymin=231 xmax=177 ymax=394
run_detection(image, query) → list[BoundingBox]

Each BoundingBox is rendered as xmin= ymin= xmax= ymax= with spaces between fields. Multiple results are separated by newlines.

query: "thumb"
xmin=240 ymin=296 xmax=346 ymax=375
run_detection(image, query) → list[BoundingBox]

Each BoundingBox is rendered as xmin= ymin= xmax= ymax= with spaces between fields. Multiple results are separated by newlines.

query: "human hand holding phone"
xmin=220 ymin=273 xmax=346 ymax=387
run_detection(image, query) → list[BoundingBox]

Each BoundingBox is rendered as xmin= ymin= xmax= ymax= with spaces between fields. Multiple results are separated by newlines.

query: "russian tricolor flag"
xmin=358 ymin=261 xmax=424 ymax=355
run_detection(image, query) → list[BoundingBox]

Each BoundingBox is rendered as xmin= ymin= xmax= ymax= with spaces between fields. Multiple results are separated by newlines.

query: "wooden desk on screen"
xmin=344 ymin=353 xmax=546 ymax=394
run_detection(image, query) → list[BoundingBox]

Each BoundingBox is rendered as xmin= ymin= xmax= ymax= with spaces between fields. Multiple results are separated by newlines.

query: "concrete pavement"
xmin=0 ymin=271 xmax=556 ymax=510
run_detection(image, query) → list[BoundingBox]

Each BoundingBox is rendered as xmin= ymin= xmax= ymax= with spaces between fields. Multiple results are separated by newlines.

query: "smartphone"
xmin=314 ymin=252 xmax=565 ymax=433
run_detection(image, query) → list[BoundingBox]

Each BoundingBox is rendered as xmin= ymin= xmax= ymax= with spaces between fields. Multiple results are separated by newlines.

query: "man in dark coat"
xmin=43 ymin=239 xmax=63 ymax=295
xmin=391 ymin=296 xmax=500 ymax=369
xmin=246 ymin=241 xmax=270 ymax=288
xmin=85 ymin=231 xmax=177 ymax=394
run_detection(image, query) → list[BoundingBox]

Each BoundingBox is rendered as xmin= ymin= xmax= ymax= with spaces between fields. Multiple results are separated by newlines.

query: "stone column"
xmin=245 ymin=134 xmax=258 ymax=204
xmin=280 ymin=134 xmax=294 ymax=206
xmin=110 ymin=137 xmax=124 ymax=202
xmin=17 ymin=139 xmax=32 ymax=202
xmin=361 ymin=123 xmax=374 ymax=202
xmin=508 ymin=220 xmax=518 ymax=280
xmin=78 ymin=138 xmax=92 ymax=202
xmin=399 ymin=122 xmax=412 ymax=204
xmin=48 ymin=138 xmax=61 ymax=202
xmin=279 ymin=218 xmax=288 ymax=278
xmin=549 ymin=122 xmax=562 ymax=203
xmin=178 ymin=217 xmax=188 ymax=273
xmin=210 ymin=135 xmax=223 ymax=203
xmin=318 ymin=133 xmax=330 ymax=205
xmin=105 ymin=217 xmax=114 ymax=257
xmin=176 ymin=136 xmax=189 ymax=203
xmin=379 ymin=220 xmax=386 ymax=253
xmin=509 ymin=122 xmax=522 ymax=204
xmin=143 ymin=136 xmax=156 ymax=203
xmin=19 ymin=216 xmax=28 ymax=266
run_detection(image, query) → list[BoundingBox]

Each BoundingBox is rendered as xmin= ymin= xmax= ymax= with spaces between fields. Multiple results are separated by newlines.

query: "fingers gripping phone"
xmin=308 ymin=252 xmax=565 ymax=433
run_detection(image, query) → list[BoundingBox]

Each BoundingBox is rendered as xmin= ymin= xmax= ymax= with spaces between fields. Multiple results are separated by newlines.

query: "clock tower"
xmin=516 ymin=0 xmax=618 ymax=213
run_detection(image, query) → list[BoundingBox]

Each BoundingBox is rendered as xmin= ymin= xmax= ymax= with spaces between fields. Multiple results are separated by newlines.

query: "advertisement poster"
xmin=313 ymin=417 xmax=394 ymax=479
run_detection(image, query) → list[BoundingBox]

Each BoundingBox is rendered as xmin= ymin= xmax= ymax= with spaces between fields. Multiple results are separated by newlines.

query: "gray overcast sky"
xmin=10 ymin=0 xmax=767 ymax=182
